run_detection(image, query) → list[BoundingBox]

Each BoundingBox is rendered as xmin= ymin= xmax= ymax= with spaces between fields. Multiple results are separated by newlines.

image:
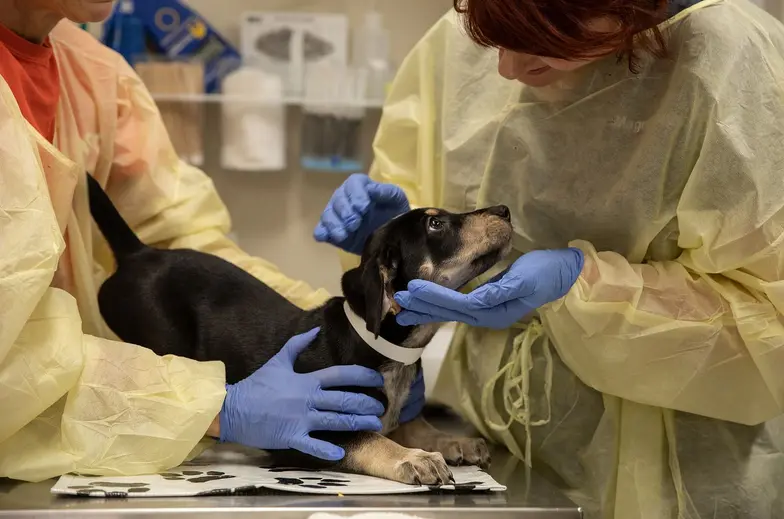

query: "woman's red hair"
xmin=454 ymin=0 xmax=669 ymax=71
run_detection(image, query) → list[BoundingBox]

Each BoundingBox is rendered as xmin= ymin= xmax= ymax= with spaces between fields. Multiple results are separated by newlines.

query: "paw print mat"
xmin=50 ymin=445 xmax=506 ymax=497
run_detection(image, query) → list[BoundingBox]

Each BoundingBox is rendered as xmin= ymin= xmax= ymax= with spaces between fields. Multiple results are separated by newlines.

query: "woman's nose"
xmin=498 ymin=48 xmax=520 ymax=80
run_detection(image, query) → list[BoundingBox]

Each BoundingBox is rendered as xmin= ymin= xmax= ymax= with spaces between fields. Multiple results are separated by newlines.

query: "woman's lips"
xmin=525 ymin=65 xmax=551 ymax=76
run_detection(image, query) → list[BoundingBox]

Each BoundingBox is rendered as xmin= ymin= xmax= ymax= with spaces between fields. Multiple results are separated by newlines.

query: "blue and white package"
xmin=103 ymin=0 xmax=241 ymax=93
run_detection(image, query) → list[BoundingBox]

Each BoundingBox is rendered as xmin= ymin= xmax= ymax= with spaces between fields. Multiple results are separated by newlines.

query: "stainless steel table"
xmin=0 ymin=409 xmax=582 ymax=518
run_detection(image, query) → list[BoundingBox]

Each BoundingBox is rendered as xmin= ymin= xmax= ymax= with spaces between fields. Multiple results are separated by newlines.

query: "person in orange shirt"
xmin=0 ymin=0 xmax=424 ymax=481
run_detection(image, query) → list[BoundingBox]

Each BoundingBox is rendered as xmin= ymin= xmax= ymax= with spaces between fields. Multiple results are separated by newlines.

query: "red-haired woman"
xmin=317 ymin=0 xmax=784 ymax=517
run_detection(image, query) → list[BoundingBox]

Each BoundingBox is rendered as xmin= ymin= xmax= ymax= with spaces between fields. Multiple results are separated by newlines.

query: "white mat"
xmin=50 ymin=445 xmax=505 ymax=498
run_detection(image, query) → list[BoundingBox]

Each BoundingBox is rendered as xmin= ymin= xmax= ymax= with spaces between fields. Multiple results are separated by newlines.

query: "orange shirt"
xmin=0 ymin=23 xmax=60 ymax=142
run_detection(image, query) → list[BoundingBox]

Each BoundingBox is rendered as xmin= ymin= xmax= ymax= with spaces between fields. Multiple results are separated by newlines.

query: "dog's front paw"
xmin=437 ymin=437 xmax=490 ymax=468
xmin=393 ymin=449 xmax=453 ymax=486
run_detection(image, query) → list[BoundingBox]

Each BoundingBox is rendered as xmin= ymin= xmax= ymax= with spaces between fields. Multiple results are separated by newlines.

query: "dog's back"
xmin=86 ymin=174 xmax=323 ymax=381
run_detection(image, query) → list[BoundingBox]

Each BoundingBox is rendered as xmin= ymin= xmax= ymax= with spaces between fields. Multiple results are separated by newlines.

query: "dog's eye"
xmin=427 ymin=217 xmax=443 ymax=231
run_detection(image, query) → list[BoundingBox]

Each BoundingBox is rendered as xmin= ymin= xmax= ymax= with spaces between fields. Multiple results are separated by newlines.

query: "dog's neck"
xmin=340 ymin=267 xmax=441 ymax=364
xmin=343 ymin=288 xmax=438 ymax=351
xmin=343 ymin=292 xmax=414 ymax=345
xmin=342 ymin=300 xmax=425 ymax=365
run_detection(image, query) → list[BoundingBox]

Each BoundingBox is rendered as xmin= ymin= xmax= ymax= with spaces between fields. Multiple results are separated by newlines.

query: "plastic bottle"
xmin=221 ymin=67 xmax=286 ymax=171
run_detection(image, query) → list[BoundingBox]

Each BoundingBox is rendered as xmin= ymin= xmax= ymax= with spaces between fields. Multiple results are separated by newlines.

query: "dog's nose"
xmin=487 ymin=205 xmax=511 ymax=221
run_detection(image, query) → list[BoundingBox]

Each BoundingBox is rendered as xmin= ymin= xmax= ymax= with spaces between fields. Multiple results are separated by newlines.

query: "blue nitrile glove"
xmin=219 ymin=328 xmax=386 ymax=460
xmin=314 ymin=174 xmax=410 ymax=255
xmin=399 ymin=369 xmax=426 ymax=424
xmin=394 ymin=249 xmax=584 ymax=329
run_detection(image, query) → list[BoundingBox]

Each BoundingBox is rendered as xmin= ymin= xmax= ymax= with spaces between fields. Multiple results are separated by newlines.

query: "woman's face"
xmin=497 ymin=49 xmax=599 ymax=87
xmin=497 ymin=17 xmax=617 ymax=87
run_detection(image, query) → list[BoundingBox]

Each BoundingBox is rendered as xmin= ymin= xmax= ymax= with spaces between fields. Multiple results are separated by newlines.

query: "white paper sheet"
xmin=50 ymin=445 xmax=505 ymax=498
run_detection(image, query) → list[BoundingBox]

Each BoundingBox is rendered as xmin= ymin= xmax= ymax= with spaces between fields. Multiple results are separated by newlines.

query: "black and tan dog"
xmin=86 ymin=173 xmax=512 ymax=485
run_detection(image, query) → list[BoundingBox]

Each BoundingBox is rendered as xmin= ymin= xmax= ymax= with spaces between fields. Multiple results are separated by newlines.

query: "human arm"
xmin=353 ymin=10 xmax=784 ymax=426
xmin=103 ymin=59 xmax=330 ymax=310
xmin=0 ymin=73 xmax=227 ymax=483
xmin=525 ymin=32 xmax=784 ymax=426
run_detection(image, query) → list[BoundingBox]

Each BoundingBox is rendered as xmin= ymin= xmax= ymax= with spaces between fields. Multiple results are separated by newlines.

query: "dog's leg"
xmin=337 ymin=432 xmax=454 ymax=485
xmin=388 ymin=416 xmax=491 ymax=468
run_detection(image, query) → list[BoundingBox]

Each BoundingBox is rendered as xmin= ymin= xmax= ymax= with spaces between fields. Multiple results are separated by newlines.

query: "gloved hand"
xmin=314 ymin=174 xmax=410 ymax=255
xmin=399 ymin=369 xmax=426 ymax=424
xmin=394 ymin=248 xmax=584 ymax=329
xmin=219 ymin=328 xmax=386 ymax=460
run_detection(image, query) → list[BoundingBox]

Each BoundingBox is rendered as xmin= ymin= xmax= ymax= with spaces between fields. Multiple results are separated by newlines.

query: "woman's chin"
xmin=66 ymin=2 xmax=116 ymax=24
xmin=517 ymin=71 xmax=561 ymax=87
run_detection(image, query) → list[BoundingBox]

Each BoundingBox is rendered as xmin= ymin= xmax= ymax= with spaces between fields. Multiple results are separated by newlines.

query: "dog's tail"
xmin=86 ymin=173 xmax=145 ymax=260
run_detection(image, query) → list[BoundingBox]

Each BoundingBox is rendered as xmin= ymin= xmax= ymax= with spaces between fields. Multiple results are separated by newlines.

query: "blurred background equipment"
xmin=83 ymin=0 xmax=453 ymax=297
xmin=97 ymin=1 xmax=399 ymax=174
xmin=353 ymin=8 xmax=392 ymax=104
xmin=135 ymin=59 xmax=206 ymax=166
xmin=241 ymin=12 xmax=349 ymax=98
xmin=221 ymin=66 xmax=286 ymax=171
xmin=300 ymin=63 xmax=366 ymax=172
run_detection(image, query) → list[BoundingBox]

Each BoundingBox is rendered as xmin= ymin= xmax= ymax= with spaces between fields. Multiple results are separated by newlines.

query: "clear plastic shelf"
xmin=150 ymin=92 xmax=383 ymax=109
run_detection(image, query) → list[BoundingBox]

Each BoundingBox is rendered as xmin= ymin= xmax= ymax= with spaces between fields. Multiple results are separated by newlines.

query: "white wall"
xmin=183 ymin=0 xmax=453 ymax=296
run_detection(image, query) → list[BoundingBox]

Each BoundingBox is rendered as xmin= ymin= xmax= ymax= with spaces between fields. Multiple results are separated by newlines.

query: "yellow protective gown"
xmin=360 ymin=0 xmax=784 ymax=517
xmin=0 ymin=22 xmax=330 ymax=482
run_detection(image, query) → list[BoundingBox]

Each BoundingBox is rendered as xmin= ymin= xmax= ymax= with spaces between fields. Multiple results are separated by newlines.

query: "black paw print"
xmin=67 ymin=481 xmax=151 ymax=497
xmin=159 ymin=470 xmax=235 ymax=483
xmin=274 ymin=476 xmax=350 ymax=489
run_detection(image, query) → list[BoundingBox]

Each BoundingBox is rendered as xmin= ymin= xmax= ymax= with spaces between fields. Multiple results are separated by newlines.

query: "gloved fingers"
xmin=395 ymin=286 xmax=479 ymax=322
xmin=402 ymin=277 xmax=529 ymax=311
xmin=399 ymin=391 xmax=426 ymax=424
xmin=313 ymin=364 xmax=384 ymax=389
xmin=278 ymin=327 xmax=321 ymax=366
xmin=411 ymin=367 xmax=424 ymax=386
xmin=313 ymin=221 xmax=330 ymax=242
xmin=367 ymin=181 xmax=408 ymax=208
xmin=397 ymin=280 xmax=499 ymax=311
xmin=409 ymin=368 xmax=425 ymax=395
xmin=472 ymin=299 xmax=533 ymax=328
xmin=396 ymin=307 xmax=471 ymax=326
xmin=313 ymin=389 xmax=385 ymax=416
xmin=315 ymin=206 xmax=349 ymax=244
xmin=343 ymin=174 xmax=373 ymax=214
xmin=312 ymin=411 xmax=383 ymax=433
xmin=290 ymin=435 xmax=346 ymax=461
xmin=399 ymin=371 xmax=426 ymax=424
xmin=483 ymin=266 xmax=511 ymax=286
xmin=331 ymin=192 xmax=366 ymax=233
xmin=465 ymin=278 xmax=533 ymax=308
xmin=396 ymin=298 xmax=531 ymax=329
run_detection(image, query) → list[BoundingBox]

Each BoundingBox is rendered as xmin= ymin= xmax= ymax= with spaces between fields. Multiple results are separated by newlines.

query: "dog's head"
xmin=342 ymin=205 xmax=513 ymax=337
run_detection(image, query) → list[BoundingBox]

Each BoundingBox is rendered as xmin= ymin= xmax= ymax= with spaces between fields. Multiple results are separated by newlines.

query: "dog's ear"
xmin=361 ymin=242 xmax=401 ymax=338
